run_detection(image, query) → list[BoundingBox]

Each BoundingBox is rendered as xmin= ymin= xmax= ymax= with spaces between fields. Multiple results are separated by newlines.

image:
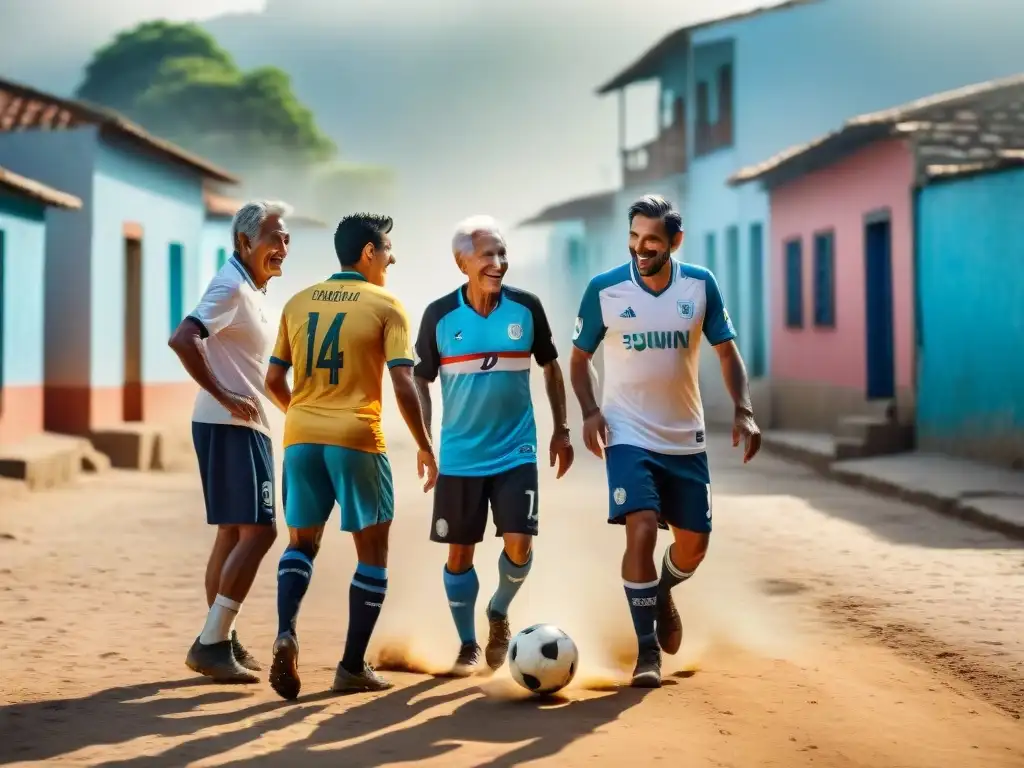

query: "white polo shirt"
xmin=572 ymin=258 xmax=736 ymax=455
xmin=188 ymin=257 xmax=274 ymax=435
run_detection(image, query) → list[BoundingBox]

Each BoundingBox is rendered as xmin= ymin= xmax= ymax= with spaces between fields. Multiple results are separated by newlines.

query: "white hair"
xmin=231 ymin=200 xmax=292 ymax=251
xmin=452 ymin=214 xmax=504 ymax=257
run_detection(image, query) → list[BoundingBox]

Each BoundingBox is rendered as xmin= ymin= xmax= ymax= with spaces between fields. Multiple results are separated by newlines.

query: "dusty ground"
xmin=1 ymin=434 xmax=1022 ymax=767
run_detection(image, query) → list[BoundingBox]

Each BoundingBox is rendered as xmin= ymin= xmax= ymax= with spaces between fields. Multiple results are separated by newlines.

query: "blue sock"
xmin=277 ymin=549 xmax=314 ymax=636
xmin=341 ymin=562 xmax=388 ymax=673
xmin=488 ymin=550 xmax=532 ymax=618
xmin=443 ymin=566 xmax=479 ymax=645
xmin=624 ymin=579 xmax=659 ymax=649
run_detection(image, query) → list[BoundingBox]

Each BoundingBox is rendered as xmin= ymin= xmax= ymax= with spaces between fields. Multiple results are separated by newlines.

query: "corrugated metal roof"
xmin=730 ymin=73 xmax=1024 ymax=188
xmin=0 ymin=164 xmax=82 ymax=209
xmin=595 ymin=0 xmax=819 ymax=95
xmin=0 ymin=77 xmax=238 ymax=184
xmin=518 ymin=189 xmax=617 ymax=227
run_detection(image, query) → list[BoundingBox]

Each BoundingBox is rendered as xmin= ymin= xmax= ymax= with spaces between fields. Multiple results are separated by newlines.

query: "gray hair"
xmin=452 ymin=214 xmax=504 ymax=257
xmin=232 ymin=200 xmax=292 ymax=252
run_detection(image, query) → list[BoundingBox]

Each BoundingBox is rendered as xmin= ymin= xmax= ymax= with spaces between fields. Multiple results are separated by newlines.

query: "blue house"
xmin=0 ymin=77 xmax=238 ymax=437
xmin=521 ymin=0 xmax=1024 ymax=423
xmin=0 ymin=166 xmax=81 ymax=446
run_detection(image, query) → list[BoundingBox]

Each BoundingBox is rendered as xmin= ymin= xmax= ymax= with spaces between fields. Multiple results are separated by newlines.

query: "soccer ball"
xmin=508 ymin=623 xmax=579 ymax=695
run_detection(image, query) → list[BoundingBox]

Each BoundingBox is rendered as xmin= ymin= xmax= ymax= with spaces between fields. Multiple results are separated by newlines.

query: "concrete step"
xmin=834 ymin=436 xmax=868 ymax=461
xmin=0 ymin=433 xmax=91 ymax=491
xmin=836 ymin=416 xmax=914 ymax=457
xmin=90 ymin=424 xmax=165 ymax=470
xmin=762 ymin=430 xmax=835 ymax=472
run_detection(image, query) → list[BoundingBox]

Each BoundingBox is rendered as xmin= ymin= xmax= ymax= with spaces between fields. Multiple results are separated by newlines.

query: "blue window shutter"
xmin=705 ymin=232 xmax=717 ymax=276
xmin=813 ymin=231 xmax=835 ymax=327
xmin=725 ymin=225 xmax=740 ymax=328
xmin=217 ymin=247 xmax=227 ymax=270
xmin=785 ymin=238 xmax=803 ymax=328
xmin=169 ymin=243 xmax=184 ymax=332
xmin=748 ymin=222 xmax=766 ymax=377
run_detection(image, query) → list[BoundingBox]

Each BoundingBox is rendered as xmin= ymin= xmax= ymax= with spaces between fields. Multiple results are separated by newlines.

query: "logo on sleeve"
xmin=507 ymin=323 xmax=523 ymax=341
xmin=573 ymin=317 xmax=583 ymax=341
xmin=677 ymin=300 xmax=695 ymax=319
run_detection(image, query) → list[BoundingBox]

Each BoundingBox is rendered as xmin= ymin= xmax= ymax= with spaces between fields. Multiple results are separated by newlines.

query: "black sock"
xmin=657 ymin=544 xmax=694 ymax=601
xmin=276 ymin=549 xmax=314 ymax=636
xmin=341 ymin=562 xmax=388 ymax=674
xmin=624 ymin=579 xmax=659 ymax=649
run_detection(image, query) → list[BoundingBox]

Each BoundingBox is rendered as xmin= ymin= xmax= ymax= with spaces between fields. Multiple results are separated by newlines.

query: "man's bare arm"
xmin=542 ymin=361 xmax=569 ymax=431
xmin=714 ymin=340 xmax=753 ymax=415
xmin=413 ymin=376 xmax=433 ymax=436
xmin=168 ymin=318 xmax=232 ymax=404
xmin=390 ymin=366 xmax=433 ymax=452
xmin=569 ymin=347 xmax=600 ymax=417
xmin=265 ymin=364 xmax=291 ymax=413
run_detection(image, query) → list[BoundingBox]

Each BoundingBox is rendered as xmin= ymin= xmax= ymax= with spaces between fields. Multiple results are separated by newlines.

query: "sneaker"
xmin=185 ymin=637 xmax=259 ymax=684
xmin=450 ymin=642 xmax=483 ymax=678
xmin=656 ymin=589 xmax=683 ymax=655
xmin=631 ymin=643 xmax=662 ymax=689
xmin=484 ymin=604 xmax=511 ymax=670
xmin=331 ymin=661 xmax=394 ymax=694
xmin=269 ymin=632 xmax=301 ymax=701
xmin=231 ymin=630 xmax=263 ymax=672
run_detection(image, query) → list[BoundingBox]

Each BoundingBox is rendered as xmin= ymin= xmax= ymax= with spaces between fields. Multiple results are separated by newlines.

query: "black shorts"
xmin=192 ymin=422 xmax=276 ymax=527
xmin=430 ymin=462 xmax=539 ymax=545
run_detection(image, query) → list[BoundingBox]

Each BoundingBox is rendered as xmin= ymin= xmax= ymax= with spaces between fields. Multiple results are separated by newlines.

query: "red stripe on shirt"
xmin=440 ymin=351 xmax=531 ymax=365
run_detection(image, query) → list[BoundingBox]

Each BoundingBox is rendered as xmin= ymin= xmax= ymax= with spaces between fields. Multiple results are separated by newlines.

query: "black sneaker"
xmin=331 ymin=661 xmax=393 ymax=694
xmin=269 ymin=632 xmax=301 ymax=701
xmin=185 ymin=637 xmax=259 ymax=684
xmin=484 ymin=604 xmax=511 ymax=670
xmin=656 ymin=589 xmax=683 ymax=655
xmin=631 ymin=643 xmax=662 ymax=688
xmin=231 ymin=630 xmax=263 ymax=672
xmin=450 ymin=642 xmax=483 ymax=678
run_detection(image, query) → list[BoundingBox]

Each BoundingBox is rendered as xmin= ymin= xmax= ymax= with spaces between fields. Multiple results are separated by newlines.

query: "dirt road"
xmin=1 ymin=436 xmax=1022 ymax=767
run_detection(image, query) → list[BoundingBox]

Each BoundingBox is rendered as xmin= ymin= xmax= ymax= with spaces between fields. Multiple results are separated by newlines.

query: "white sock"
xmin=199 ymin=595 xmax=241 ymax=645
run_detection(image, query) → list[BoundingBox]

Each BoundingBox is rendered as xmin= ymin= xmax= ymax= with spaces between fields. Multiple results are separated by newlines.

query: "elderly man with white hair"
xmin=413 ymin=214 xmax=575 ymax=677
xmin=169 ymin=199 xmax=291 ymax=683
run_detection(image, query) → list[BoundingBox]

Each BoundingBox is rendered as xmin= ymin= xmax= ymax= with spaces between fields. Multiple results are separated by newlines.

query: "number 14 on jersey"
xmin=305 ymin=311 xmax=347 ymax=384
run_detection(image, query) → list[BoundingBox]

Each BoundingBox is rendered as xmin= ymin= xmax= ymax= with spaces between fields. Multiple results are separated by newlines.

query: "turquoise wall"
xmin=916 ymin=167 xmax=1024 ymax=467
xmin=0 ymin=193 xmax=47 ymax=388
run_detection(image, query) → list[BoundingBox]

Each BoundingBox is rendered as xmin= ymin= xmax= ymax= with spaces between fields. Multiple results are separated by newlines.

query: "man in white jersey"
xmin=169 ymin=200 xmax=290 ymax=683
xmin=569 ymin=195 xmax=761 ymax=688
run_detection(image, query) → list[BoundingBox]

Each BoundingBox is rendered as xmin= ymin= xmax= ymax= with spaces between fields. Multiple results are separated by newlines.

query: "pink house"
xmin=730 ymin=75 xmax=1024 ymax=453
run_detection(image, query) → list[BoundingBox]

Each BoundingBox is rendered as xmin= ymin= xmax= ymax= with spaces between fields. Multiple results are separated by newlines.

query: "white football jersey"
xmin=572 ymin=259 xmax=736 ymax=455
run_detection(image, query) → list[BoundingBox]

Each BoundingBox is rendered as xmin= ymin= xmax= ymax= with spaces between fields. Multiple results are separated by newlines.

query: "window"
xmin=704 ymin=231 xmax=717 ymax=276
xmin=813 ymin=231 xmax=836 ymax=327
xmin=717 ymin=64 xmax=734 ymax=147
xmin=725 ymin=225 xmax=741 ymax=328
xmin=217 ymin=247 xmax=228 ymax=270
xmin=784 ymin=238 xmax=804 ymax=328
xmin=168 ymin=243 xmax=184 ymax=332
xmin=695 ymin=81 xmax=710 ymax=154
xmin=748 ymin=223 xmax=766 ymax=377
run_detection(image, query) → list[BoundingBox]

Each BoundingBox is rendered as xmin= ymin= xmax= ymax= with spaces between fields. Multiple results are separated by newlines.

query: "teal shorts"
xmin=282 ymin=444 xmax=394 ymax=532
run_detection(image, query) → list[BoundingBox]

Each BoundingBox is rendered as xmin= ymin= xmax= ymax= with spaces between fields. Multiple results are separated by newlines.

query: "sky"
xmin=0 ymin=0 xmax=766 ymax=318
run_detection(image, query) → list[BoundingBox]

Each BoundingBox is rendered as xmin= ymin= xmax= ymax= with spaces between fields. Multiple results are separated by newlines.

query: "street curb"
xmin=762 ymin=440 xmax=1024 ymax=542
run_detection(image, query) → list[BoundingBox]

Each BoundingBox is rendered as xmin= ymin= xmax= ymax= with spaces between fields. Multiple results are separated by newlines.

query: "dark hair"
xmin=334 ymin=213 xmax=393 ymax=266
xmin=628 ymin=195 xmax=683 ymax=237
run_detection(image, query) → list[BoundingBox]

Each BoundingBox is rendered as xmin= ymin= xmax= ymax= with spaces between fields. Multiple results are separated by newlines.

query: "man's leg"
xmin=270 ymin=444 xmax=333 ymax=701
xmin=205 ymin=526 xmax=239 ymax=607
xmin=485 ymin=463 xmax=539 ymax=670
xmin=656 ymin=460 xmax=713 ymax=656
xmin=187 ymin=425 xmax=277 ymax=684
xmin=431 ymin=473 xmax=489 ymax=677
xmin=332 ymin=449 xmax=396 ymax=693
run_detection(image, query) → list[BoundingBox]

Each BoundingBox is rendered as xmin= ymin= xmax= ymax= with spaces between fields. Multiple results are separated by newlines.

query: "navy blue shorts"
xmin=192 ymin=422 xmax=276 ymax=527
xmin=604 ymin=444 xmax=712 ymax=533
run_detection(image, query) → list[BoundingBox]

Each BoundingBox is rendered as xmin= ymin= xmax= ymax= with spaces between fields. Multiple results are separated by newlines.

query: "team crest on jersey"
xmin=677 ymin=300 xmax=695 ymax=319
xmin=573 ymin=317 xmax=583 ymax=341
xmin=507 ymin=323 xmax=523 ymax=340
xmin=613 ymin=487 xmax=627 ymax=505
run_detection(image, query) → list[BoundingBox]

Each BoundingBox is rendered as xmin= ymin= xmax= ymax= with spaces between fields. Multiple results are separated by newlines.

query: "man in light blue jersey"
xmin=569 ymin=195 xmax=762 ymax=688
xmin=414 ymin=215 xmax=575 ymax=677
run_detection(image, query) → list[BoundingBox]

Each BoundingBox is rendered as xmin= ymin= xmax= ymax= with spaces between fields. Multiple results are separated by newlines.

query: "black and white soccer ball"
xmin=508 ymin=623 xmax=579 ymax=695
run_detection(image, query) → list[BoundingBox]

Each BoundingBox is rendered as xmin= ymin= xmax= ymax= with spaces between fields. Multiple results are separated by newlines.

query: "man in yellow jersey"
xmin=264 ymin=213 xmax=437 ymax=700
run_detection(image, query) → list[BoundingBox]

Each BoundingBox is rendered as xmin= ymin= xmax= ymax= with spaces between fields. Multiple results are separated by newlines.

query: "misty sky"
xmin=1 ymin=0 xmax=766 ymax=316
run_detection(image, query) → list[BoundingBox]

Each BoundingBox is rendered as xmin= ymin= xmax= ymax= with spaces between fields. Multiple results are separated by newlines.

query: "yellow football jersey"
xmin=270 ymin=271 xmax=413 ymax=452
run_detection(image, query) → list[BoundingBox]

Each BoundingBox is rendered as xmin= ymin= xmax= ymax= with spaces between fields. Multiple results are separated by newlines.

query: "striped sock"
xmin=341 ymin=562 xmax=388 ymax=673
xmin=277 ymin=549 xmax=314 ymax=636
xmin=658 ymin=545 xmax=694 ymax=600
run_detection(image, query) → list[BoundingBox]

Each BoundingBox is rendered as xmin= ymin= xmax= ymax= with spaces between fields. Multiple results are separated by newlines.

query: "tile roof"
xmin=518 ymin=189 xmax=617 ymax=227
xmin=730 ymin=73 xmax=1024 ymax=188
xmin=0 ymin=77 xmax=238 ymax=184
xmin=0 ymin=164 xmax=82 ymax=209
xmin=595 ymin=0 xmax=819 ymax=95
xmin=203 ymin=190 xmax=327 ymax=228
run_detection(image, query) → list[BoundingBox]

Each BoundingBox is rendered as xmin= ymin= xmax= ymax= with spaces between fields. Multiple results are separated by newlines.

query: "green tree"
xmin=76 ymin=21 xmax=336 ymax=166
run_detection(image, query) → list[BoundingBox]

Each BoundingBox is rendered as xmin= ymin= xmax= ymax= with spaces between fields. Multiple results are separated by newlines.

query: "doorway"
xmin=864 ymin=214 xmax=895 ymax=400
xmin=123 ymin=235 xmax=143 ymax=422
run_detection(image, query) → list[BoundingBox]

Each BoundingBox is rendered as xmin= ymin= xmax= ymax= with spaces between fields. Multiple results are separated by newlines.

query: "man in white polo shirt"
xmin=169 ymin=200 xmax=290 ymax=683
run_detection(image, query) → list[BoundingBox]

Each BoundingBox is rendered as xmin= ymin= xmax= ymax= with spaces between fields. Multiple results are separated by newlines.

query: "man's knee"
xmin=287 ymin=526 xmax=323 ymax=560
xmin=353 ymin=522 xmax=391 ymax=568
xmin=446 ymin=543 xmax=475 ymax=573
xmin=625 ymin=510 xmax=659 ymax=552
xmin=238 ymin=523 xmax=277 ymax=549
xmin=670 ymin=529 xmax=710 ymax=571
xmin=502 ymin=534 xmax=532 ymax=566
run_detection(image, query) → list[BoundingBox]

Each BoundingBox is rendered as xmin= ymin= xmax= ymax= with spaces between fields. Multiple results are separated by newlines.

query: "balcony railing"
xmin=621 ymin=126 xmax=687 ymax=187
